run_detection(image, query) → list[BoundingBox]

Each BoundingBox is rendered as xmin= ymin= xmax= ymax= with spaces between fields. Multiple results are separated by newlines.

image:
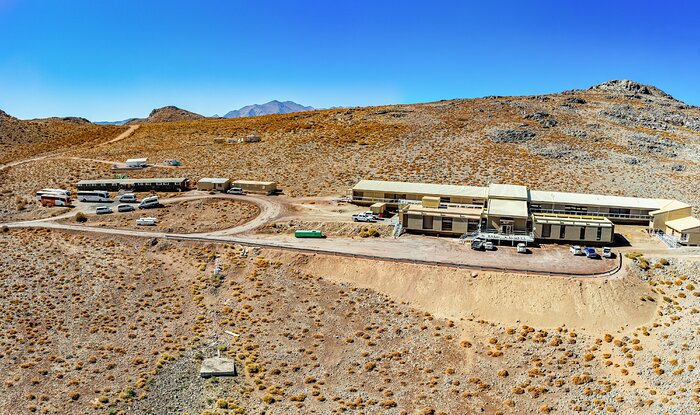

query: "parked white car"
xmin=226 ymin=187 xmax=244 ymax=195
xmin=95 ymin=206 xmax=113 ymax=215
xmin=569 ymin=245 xmax=583 ymax=255
xmin=136 ymin=217 xmax=158 ymax=226
xmin=484 ymin=241 xmax=494 ymax=250
xmin=602 ymin=247 xmax=613 ymax=258
xmin=517 ymin=243 xmax=528 ymax=254
xmin=352 ymin=212 xmax=376 ymax=222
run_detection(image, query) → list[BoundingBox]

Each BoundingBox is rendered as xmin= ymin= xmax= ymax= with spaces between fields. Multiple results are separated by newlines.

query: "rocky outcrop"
xmin=487 ymin=128 xmax=536 ymax=143
xmin=126 ymin=106 xmax=204 ymax=125
xmin=590 ymin=79 xmax=676 ymax=100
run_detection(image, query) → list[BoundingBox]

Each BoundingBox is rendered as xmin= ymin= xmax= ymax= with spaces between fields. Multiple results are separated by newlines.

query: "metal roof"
xmin=198 ymin=177 xmax=230 ymax=184
xmin=353 ymin=180 xmax=487 ymax=199
xmin=649 ymin=200 xmax=692 ymax=215
xmin=126 ymin=158 xmax=148 ymax=163
xmin=233 ymin=180 xmax=276 ymax=186
xmin=665 ymin=216 xmax=700 ymax=232
xmin=488 ymin=183 xmax=528 ymax=200
xmin=487 ymin=199 xmax=529 ymax=218
xmin=529 ymin=190 xmax=671 ymax=210
xmin=533 ymin=213 xmax=613 ymax=227
xmin=77 ymin=178 xmax=187 ymax=185
xmin=406 ymin=204 xmax=483 ymax=219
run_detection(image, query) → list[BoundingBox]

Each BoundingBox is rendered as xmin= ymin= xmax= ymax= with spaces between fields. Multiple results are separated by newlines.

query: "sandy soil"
xmin=278 ymin=251 xmax=653 ymax=332
xmin=60 ymin=198 xmax=260 ymax=234
xmin=1 ymin=228 xmax=699 ymax=415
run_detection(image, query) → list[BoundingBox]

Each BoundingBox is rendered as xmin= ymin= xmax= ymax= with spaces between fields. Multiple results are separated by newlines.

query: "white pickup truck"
xmin=352 ymin=212 xmax=376 ymax=222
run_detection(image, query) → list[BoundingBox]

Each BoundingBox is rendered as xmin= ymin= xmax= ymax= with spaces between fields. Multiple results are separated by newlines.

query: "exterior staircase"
xmin=655 ymin=231 xmax=680 ymax=249
xmin=392 ymin=222 xmax=404 ymax=239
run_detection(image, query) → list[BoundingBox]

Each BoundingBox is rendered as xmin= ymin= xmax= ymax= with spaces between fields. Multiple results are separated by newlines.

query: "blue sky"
xmin=1 ymin=0 xmax=698 ymax=120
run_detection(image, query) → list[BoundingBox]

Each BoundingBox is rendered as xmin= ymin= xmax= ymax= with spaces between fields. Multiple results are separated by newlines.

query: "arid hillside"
xmin=2 ymin=229 xmax=699 ymax=415
xmin=0 ymin=110 xmax=127 ymax=166
xmin=59 ymin=80 xmax=700 ymax=205
xmin=125 ymin=106 xmax=205 ymax=125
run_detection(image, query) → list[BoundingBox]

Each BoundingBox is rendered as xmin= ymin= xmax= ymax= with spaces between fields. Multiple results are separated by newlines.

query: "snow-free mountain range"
xmin=95 ymin=100 xmax=313 ymax=125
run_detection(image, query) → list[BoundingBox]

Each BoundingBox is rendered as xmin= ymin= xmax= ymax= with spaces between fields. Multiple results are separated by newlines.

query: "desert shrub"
xmin=1 ymin=225 xmax=8 ymax=233
xmin=75 ymin=212 xmax=87 ymax=223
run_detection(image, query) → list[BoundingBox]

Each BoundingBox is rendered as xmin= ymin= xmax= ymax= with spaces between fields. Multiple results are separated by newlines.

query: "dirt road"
xmin=103 ymin=124 xmax=139 ymax=144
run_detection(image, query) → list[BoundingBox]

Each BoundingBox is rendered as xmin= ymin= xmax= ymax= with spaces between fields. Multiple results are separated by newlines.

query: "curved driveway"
xmin=2 ymin=193 xmax=624 ymax=277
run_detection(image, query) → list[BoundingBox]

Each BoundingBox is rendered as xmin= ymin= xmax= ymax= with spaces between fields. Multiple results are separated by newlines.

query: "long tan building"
xmin=350 ymin=180 xmax=699 ymax=246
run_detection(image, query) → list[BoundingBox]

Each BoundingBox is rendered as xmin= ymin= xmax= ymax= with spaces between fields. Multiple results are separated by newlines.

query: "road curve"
xmin=3 ymin=194 xmax=623 ymax=278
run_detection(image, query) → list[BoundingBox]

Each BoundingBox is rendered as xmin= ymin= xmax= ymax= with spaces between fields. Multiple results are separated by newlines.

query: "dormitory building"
xmin=351 ymin=180 xmax=700 ymax=246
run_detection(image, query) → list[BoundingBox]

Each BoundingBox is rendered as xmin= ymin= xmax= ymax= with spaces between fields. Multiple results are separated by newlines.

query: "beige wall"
xmin=533 ymin=222 xmax=614 ymax=244
xmin=651 ymin=207 xmax=693 ymax=230
xmin=235 ymin=182 xmax=277 ymax=195
xmin=352 ymin=190 xmax=486 ymax=206
xmin=666 ymin=226 xmax=700 ymax=246
xmin=486 ymin=216 xmax=528 ymax=232
xmin=198 ymin=180 xmax=229 ymax=191
xmin=402 ymin=213 xmax=475 ymax=235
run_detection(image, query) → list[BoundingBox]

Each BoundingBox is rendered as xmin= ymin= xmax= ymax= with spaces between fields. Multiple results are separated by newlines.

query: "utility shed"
xmin=370 ymin=202 xmax=386 ymax=215
xmin=197 ymin=177 xmax=231 ymax=192
xmin=200 ymin=357 xmax=237 ymax=378
xmin=664 ymin=216 xmax=700 ymax=246
xmin=126 ymin=158 xmax=148 ymax=167
xmin=533 ymin=214 xmax=614 ymax=244
xmin=232 ymin=180 xmax=277 ymax=195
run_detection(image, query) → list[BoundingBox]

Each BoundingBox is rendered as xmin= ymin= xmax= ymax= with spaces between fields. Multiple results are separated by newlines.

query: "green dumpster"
xmin=294 ymin=230 xmax=325 ymax=238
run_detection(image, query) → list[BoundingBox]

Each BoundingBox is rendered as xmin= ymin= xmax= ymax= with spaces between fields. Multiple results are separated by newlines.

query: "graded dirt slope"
xmin=281 ymin=252 xmax=656 ymax=332
xmin=0 ymin=110 xmax=126 ymax=166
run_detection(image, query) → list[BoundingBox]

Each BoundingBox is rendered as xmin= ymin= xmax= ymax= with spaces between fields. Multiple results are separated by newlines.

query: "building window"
xmin=422 ymin=215 xmax=434 ymax=230
xmin=609 ymin=208 xmax=631 ymax=215
xmin=596 ymin=227 xmax=602 ymax=241
xmin=580 ymin=227 xmax=586 ymax=240
xmin=530 ymin=203 xmax=542 ymax=211
xmin=541 ymin=224 xmax=551 ymax=238
xmin=354 ymin=191 xmax=363 ymax=199
xmin=565 ymin=205 xmax=588 ymax=213
xmin=440 ymin=196 xmax=451 ymax=204
xmin=559 ymin=225 xmax=566 ymax=239
xmin=442 ymin=217 xmax=453 ymax=232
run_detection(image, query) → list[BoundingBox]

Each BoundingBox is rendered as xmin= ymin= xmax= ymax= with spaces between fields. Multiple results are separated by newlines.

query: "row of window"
xmin=541 ymin=224 xmax=603 ymax=241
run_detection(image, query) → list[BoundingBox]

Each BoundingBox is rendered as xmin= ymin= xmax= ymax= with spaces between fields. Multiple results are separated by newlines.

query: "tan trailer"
xmin=232 ymin=180 xmax=277 ymax=195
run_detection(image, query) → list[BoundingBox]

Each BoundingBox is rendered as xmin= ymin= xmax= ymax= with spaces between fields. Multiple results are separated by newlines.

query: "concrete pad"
xmin=200 ymin=357 xmax=237 ymax=378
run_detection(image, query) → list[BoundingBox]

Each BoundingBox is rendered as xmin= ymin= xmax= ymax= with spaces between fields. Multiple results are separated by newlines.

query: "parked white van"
xmin=95 ymin=206 xmax=113 ymax=215
xmin=119 ymin=193 xmax=137 ymax=203
xmin=136 ymin=217 xmax=158 ymax=226
xmin=138 ymin=196 xmax=159 ymax=209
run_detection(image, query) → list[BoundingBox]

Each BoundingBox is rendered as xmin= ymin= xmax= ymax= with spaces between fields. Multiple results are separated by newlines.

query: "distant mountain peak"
xmin=589 ymin=80 xmax=675 ymax=100
xmin=126 ymin=106 xmax=204 ymax=125
xmin=224 ymin=100 xmax=314 ymax=118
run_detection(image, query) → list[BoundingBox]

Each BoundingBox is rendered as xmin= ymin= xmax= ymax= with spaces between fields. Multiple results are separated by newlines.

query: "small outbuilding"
xmin=664 ymin=216 xmax=700 ymax=246
xmin=126 ymin=158 xmax=148 ymax=168
xmin=232 ymin=180 xmax=277 ymax=195
xmin=197 ymin=178 xmax=231 ymax=192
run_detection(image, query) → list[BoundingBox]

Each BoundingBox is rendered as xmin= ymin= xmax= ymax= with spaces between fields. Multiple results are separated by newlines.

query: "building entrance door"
xmin=500 ymin=224 xmax=513 ymax=234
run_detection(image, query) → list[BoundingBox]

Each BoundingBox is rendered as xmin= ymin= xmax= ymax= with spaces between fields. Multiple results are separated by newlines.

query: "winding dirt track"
xmin=2 ymin=193 xmax=624 ymax=277
xmin=0 ymin=125 xmax=140 ymax=171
